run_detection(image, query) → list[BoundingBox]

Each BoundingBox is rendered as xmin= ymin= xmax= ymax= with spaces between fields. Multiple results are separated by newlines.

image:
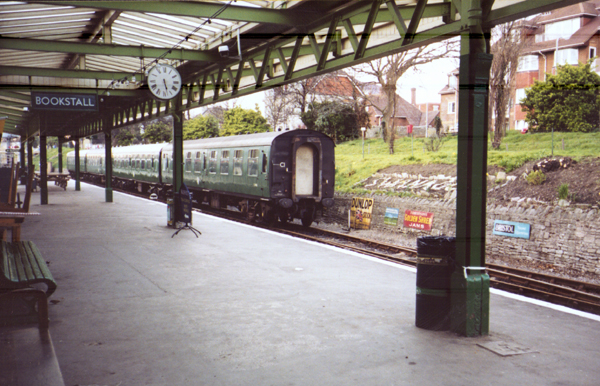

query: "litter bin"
xmin=415 ymin=236 xmax=455 ymax=330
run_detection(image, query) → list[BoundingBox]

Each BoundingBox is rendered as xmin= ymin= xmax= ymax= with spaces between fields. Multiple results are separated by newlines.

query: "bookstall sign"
xmin=351 ymin=197 xmax=374 ymax=230
xmin=403 ymin=210 xmax=434 ymax=231
xmin=384 ymin=207 xmax=400 ymax=226
xmin=31 ymin=92 xmax=98 ymax=111
xmin=492 ymin=220 xmax=530 ymax=239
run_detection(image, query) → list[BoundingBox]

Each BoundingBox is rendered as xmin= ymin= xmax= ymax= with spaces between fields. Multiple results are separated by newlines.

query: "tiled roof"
xmin=367 ymin=93 xmax=422 ymax=126
xmin=536 ymin=1 xmax=600 ymax=24
xmin=525 ymin=16 xmax=600 ymax=54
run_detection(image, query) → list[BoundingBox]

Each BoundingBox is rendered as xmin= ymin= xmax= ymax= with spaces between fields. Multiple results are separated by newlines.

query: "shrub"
xmin=526 ymin=170 xmax=546 ymax=185
xmin=558 ymin=183 xmax=569 ymax=200
xmin=424 ymin=136 xmax=444 ymax=152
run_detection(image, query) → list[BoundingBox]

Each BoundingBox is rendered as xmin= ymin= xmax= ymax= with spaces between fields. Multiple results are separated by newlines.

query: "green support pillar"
xmin=172 ymin=107 xmax=184 ymax=227
xmin=75 ymin=138 xmax=81 ymax=191
xmin=57 ymin=136 xmax=63 ymax=173
xmin=40 ymin=135 xmax=48 ymax=205
xmin=451 ymin=11 xmax=492 ymax=337
xmin=26 ymin=135 xmax=33 ymax=180
xmin=19 ymin=136 xmax=25 ymax=178
xmin=104 ymin=124 xmax=113 ymax=203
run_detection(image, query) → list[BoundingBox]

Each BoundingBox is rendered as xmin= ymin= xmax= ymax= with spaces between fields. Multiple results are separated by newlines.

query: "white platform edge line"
xmin=76 ymin=181 xmax=600 ymax=322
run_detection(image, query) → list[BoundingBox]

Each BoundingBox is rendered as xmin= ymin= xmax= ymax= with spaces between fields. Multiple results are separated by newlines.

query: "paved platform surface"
xmin=6 ymin=181 xmax=600 ymax=385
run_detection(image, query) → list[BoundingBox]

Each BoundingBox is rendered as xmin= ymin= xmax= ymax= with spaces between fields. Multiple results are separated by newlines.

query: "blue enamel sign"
xmin=492 ymin=220 xmax=530 ymax=239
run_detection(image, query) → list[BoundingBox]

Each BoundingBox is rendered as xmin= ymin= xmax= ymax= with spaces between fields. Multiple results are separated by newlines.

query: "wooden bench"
xmin=34 ymin=172 xmax=70 ymax=191
xmin=0 ymin=241 xmax=57 ymax=328
xmin=0 ymin=167 xmax=35 ymax=242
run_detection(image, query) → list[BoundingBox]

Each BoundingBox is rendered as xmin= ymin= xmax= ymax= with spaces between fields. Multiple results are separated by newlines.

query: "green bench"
xmin=0 ymin=241 xmax=57 ymax=328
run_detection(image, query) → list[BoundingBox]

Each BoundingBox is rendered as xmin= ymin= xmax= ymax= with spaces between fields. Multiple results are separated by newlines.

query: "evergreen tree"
xmin=183 ymin=114 xmax=220 ymax=139
xmin=221 ymin=105 xmax=270 ymax=136
xmin=521 ymin=61 xmax=600 ymax=133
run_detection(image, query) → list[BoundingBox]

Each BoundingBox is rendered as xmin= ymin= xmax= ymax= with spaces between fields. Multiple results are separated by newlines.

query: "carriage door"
xmin=293 ymin=137 xmax=321 ymax=199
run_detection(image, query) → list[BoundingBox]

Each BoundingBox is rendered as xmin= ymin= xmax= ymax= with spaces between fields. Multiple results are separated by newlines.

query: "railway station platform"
xmin=2 ymin=181 xmax=600 ymax=386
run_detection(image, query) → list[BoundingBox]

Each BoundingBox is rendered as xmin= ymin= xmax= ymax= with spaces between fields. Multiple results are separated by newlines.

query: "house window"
xmin=544 ymin=18 xmax=580 ymax=41
xmin=448 ymin=101 xmax=456 ymax=114
xmin=515 ymin=88 xmax=527 ymax=104
xmin=590 ymin=46 xmax=596 ymax=59
xmin=518 ymin=55 xmax=539 ymax=72
xmin=448 ymin=75 xmax=457 ymax=89
xmin=556 ymin=48 xmax=579 ymax=66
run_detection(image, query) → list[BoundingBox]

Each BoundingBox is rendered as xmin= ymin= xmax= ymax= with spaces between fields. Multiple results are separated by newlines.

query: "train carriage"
xmin=66 ymin=129 xmax=335 ymax=227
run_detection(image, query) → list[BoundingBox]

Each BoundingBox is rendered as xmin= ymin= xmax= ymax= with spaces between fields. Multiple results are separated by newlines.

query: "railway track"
xmin=86 ymin=181 xmax=600 ymax=316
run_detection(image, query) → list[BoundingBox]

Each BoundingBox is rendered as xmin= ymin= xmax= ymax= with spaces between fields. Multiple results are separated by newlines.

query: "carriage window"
xmin=233 ymin=150 xmax=243 ymax=176
xmin=220 ymin=150 xmax=230 ymax=175
xmin=248 ymin=149 xmax=259 ymax=177
xmin=194 ymin=152 xmax=202 ymax=172
xmin=185 ymin=151 xmax=193 ymax=172
xmin=141 ymin=160 xmax=145 ymax=170
xmin=208 ymin=150 xmax=217 ymax=174
xmin=169 ymin=155 xmax=173 ymax=171
xmin=136 ymin=159 xmax=140 ymax=169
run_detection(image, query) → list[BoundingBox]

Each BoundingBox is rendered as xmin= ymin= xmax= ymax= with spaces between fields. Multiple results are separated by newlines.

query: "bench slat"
xmin=1 ymin=241 xmax=57 ymax=297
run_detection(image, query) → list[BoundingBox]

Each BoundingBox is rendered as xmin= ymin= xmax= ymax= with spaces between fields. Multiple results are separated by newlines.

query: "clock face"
xmin=148 ymin=64 xmax=182 ymax=100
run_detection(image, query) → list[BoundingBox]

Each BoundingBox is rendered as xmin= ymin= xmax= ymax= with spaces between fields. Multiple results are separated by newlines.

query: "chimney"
xmin=411 ymin=88 xmax=416 ymax=105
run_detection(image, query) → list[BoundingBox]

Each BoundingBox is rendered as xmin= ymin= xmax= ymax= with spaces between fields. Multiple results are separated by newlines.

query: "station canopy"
xmin=0 ymin=0 xmax=586 ymax=139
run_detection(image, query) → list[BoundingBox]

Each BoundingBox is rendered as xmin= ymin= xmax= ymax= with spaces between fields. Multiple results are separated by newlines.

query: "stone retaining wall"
xmin=324 ymin=193 xmax=600 ymax=276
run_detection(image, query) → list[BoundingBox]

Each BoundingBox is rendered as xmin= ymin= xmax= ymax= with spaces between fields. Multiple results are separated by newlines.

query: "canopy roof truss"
xmin=0 ymin=0 xmax=588 ymax=138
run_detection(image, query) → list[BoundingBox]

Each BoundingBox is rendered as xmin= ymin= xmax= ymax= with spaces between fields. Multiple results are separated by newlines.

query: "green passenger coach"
xmin=67 ymin=129 xmax=335 ymax=227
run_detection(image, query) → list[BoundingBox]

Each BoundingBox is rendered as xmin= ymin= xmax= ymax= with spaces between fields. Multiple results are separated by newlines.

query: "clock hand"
xmin=163 ymin=79 xmax=168 ymax=89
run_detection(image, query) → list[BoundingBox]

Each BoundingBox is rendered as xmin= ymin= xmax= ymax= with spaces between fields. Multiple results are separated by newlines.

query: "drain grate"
xmin=477 ymin=341 xmax=539 ymax=357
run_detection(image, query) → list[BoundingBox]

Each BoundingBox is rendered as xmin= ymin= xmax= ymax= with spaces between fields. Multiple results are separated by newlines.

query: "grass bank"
xmin=335 ymin=130 xmax=600 ymax=193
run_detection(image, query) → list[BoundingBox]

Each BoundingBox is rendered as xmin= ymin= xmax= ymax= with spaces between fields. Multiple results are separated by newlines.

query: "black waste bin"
xmin=415 ymin=236 xmax=455 ymax=331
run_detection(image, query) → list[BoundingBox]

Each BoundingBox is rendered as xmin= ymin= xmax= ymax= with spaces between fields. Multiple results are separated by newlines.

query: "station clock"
xmin=147 ymin=63 xmax=182 ymax=100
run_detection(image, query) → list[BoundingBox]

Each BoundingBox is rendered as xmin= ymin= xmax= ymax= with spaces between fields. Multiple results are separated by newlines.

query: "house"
xmin=438 ymin=68 xmax=459 ymax=133
xmin=364 ymin=86 xmax=439 ymax=137
xmin=513 ymin=0 xmax=600 ymax=131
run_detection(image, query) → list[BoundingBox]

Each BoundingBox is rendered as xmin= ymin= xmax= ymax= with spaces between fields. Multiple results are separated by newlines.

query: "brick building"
xmin=513 ymin=0 xmax=600 ymax=131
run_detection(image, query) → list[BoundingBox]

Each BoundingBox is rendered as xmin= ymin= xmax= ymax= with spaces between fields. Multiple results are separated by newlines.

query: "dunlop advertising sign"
xmin=31 ymin=92 xmax=98 ymax=111
xmin=351 ymin=197 xmax=374 ymax=229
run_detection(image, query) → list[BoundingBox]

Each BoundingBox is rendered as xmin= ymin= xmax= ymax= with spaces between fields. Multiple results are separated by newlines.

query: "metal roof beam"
xmin=0 ymin=37 xmax=221 ymax=62
xmin=0 ymin=65 xmax=137 ymax=81
xmin=40 ymin=1 xmax=300 ymax=26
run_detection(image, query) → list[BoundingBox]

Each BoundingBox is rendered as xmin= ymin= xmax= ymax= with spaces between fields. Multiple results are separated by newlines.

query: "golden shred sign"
xmin=351 ymin=197 xmax=374 ymax=229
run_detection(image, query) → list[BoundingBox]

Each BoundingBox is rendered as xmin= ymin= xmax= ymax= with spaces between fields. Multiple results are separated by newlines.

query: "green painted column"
xmin=104 ymin=122 xmax=113 ymax=203
xmin=172 ymin=106 xmax=184 ymax=227
xmin=57 ymin=136 xmax=63 ymax=173
xmin=40 ymin=134 xmax=48 ymax=205
xmin=450 ymin=18 xmax=492 ymax=336
xmin=74 ymin=138 xmax=81 ymax=191
xmin=26 ymin=136 xmax=33 ymax=176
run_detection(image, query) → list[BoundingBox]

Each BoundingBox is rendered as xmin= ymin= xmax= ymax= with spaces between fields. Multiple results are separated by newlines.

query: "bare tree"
xmin=355 ymin=41 xmax=459 ymax=154
xmin=264 ymin=86 xmax=294 ymax=130
xmin=489 ymin=21 xmax=534 ymax=148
